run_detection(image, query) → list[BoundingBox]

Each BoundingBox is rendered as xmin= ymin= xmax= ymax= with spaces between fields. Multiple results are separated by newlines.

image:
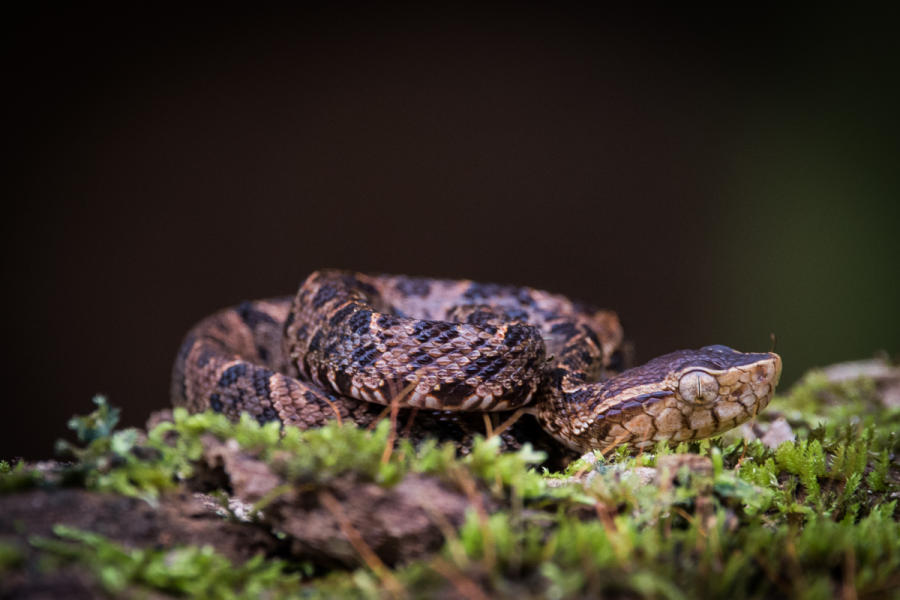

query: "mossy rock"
xmin=1 ymin=360 xmax=899 ymax=599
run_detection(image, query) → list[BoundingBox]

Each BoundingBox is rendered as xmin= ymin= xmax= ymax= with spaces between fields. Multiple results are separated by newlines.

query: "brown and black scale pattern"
xmin=173 ymin=270 xmax=782 ymax=453
xmin=283 ymin=271 xmax=624 ymax=414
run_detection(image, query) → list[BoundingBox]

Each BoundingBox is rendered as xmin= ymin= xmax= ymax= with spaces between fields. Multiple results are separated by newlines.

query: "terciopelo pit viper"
xmin=172 ymin=270 xmax=782 ymax=453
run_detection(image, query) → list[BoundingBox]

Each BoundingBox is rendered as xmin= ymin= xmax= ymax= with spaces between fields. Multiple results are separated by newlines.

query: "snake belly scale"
xmin=172 ymin=270 xmax=782 ymax=452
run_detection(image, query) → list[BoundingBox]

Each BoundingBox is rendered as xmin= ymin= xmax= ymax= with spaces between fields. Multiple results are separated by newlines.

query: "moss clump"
xmin=29 ymin=525 xmax=302 ymax=599
xmin=2 ymin=364 xmax=899 ymax=598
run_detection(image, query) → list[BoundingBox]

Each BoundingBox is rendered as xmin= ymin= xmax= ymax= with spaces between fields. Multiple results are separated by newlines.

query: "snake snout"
xmin=673 ymin=350 xmax=782 ymax=422
xmin=740 ymin=353 xmax=782 ymax=398
xmin=705 ymin=352 xmax=782 ymax=416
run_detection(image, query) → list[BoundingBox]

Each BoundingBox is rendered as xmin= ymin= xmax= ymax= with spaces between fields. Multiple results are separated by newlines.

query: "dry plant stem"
xmin=842 ymin=548 xmax=857 ymax=600
xmin=318 ymin=490 xmax=406 ymax=599
xmin=423 ymin=506 xmax=469 ymax=567
xmin=593 ymin=502 xmax=617 ymax=532
xmin=735 ymin=439 xmax=749 ymax=469
xmin=430 ymin=557 xmax=492 ymax=600
xmin=367 ymin=405 xmax=392 ymax=431
xmin=381 ymin=380 xmax=416 ymax=465
xmin=321 ymin=396 xmax=344 ymax=425
xmin=487 ymin=407 xmax=528 ymax=439
xmin=381 ymin=398 xmax=400 ymax=465
xmin=450 ymin=466 xmax=495 ymax=572
xmin=482 ymin=413 xmax=493 ymax=438
xmin=401 ymin=407 xmax=420 ymax=437
xmin=598 ymin=431 xmax=632 ymax=456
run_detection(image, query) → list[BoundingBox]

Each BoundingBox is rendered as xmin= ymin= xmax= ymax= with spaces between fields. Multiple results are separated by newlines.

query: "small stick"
xmin=598 ymin=431 xmax=633 ymax=457
xmin=318 ymin=490 xmax=405 ymax=599
xmin=488 ymin=407 xmax=529 ymax=439
xmin=320 ymin=395 xmax=344 ymax=426
xmin=367 ymin=405 xmax=392 ymax=431
xmin=430 ymin=557 xmax=491 ymax=600
xmin=482 ymin=413 xmax=494 ymax=438
xmin=450 ymin=466 xmax=495 ymax=572
xmin=381 ymin=379 xmax=418 ymax=465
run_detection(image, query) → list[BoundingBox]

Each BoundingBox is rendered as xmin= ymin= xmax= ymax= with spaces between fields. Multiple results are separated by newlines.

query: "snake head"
xmin=672 ymin=345 xmax=782 ymax=408
xmin=565 ymin=345 xmax=783 ymax=452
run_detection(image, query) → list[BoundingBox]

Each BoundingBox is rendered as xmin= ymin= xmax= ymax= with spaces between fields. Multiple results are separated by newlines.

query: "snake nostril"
xmin=678 ymin=370 xmax=719 ymax=404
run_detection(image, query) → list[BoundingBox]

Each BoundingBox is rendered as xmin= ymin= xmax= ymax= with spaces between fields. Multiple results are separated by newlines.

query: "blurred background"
xmin=5 ymin=6 xmax=898 ymax=459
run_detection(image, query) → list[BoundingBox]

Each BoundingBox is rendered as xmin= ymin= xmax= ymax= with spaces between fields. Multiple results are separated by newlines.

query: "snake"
xmin=172 ymin=270 xmax=782 ymax=453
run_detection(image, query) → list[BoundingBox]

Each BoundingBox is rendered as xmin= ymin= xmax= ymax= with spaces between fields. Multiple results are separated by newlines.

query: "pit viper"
xmin=172 ymin=270 xmax=781 ymax=452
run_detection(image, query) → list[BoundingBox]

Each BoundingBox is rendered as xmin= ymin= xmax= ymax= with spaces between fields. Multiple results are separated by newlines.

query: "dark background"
xmin=5 ymin=6 xmax=898 ymax=460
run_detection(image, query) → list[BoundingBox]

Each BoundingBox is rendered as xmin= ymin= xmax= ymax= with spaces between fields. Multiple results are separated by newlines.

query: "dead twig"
xmin=381 ymin=379 xmax=418 ymax=465
xmin=487 ymin=407 xmax=529 ymax=439
xmin=430 ymin=557 xmax=491 ymax=600
xmin=318 ymin=490 xmax=406 ymax=599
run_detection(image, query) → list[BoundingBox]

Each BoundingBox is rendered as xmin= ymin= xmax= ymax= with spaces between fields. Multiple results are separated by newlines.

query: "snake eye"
xmin=678 ymin=370 xmax=719 ymax=404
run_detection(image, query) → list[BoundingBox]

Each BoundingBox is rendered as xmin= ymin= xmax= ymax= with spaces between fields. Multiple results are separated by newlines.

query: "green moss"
xmin=30 ymin=525 xmax=302 ymax=599
xmin=48 ymin=396 xmax=188 ymax=502
xmin=0 ymin=460 xmax=42 ymax=494
xmin=0 ymin=540 xmax=25 ymax=573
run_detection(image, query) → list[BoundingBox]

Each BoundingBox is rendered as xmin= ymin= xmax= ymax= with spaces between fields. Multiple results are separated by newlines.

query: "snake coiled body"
xmin=172 ymin=270 xmax=782 ymax=452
